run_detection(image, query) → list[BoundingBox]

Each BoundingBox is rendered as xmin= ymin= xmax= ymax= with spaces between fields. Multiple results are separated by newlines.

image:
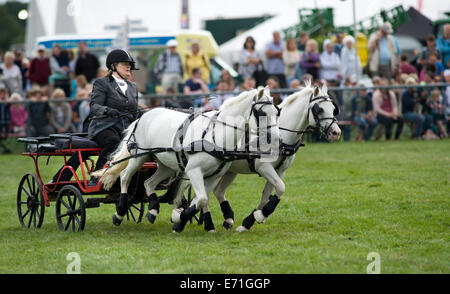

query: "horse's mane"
xmin=279 ymin=80 xmax=313 ymax=108
xmin=219 ymin=89 xmax=255 ymax=110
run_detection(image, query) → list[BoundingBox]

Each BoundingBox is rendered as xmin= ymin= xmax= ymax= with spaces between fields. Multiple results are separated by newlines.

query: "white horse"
xmin=93 ymin=86 xmax=281 ymax=232
xmin=170 ymin=82 xmax=341 ymax=232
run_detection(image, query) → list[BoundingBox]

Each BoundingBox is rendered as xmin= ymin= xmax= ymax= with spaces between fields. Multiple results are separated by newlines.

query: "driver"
xmin=87 ymin=49 xmax=140 ymax=186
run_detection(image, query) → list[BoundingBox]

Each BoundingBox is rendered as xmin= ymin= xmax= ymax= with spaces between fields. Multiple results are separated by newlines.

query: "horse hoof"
xmin=146 ymin=210 xmax=158 ymax=224
xmin=112 ymin=214 xmax=122 ymax=226
xmin=172 ymin=222 xmax=185 ymax=233
xmin=254 ymin=210 xmax=266 ymax=224
xmin=222 ymin=218 xmax=234 ymax=230
xmin=208 ymin=229 xmax=216 ymax=233
xmin=171 ymin=208 xmax=183 ymax=223
xmin=236 ymin=225 xmax=248 ymax=232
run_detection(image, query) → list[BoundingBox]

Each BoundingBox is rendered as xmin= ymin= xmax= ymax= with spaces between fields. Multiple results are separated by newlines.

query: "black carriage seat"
xmin=18 ymin=137 xmax=57 ymax=153
xmin=52 ymin=133 xmax=99 ymax=150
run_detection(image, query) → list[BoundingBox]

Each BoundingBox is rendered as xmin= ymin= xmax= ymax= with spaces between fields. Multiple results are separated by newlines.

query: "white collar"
xmin=112 ymin=74 xmax=128 ymax=94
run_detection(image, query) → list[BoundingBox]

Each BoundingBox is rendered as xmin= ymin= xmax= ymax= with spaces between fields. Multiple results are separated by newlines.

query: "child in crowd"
xmin=0 ymin=87 xmax=12 ymax=153
xmin=427 ymin=89 xmax=448 ymax=138
xmin=9 ymin=92 xmax=28 ymax=136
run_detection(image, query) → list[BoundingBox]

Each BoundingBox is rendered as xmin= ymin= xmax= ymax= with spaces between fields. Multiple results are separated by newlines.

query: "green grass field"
xmin=0 ymin=140 xmax=448 ymax=274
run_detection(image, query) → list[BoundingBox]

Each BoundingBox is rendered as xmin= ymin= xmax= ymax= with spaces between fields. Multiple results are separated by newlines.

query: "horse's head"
xmin=308 ymin=84 xmax=341 ymax=142
xmin=248 ymin=86 xmax=281 ymax=153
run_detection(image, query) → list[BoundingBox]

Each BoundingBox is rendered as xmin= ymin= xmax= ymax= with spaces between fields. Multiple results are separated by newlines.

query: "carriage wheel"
xmin=17 ymin=173 xmax=45 ymax=228
xmin=116 ymin=196 xmax=145 ymax=223
xmin=55 ymin=186 xmax=86 ymax=232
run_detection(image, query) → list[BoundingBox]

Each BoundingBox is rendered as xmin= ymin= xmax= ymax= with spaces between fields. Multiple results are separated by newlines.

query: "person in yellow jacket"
xmin=183 ymin=40 xmax=210 ymax=83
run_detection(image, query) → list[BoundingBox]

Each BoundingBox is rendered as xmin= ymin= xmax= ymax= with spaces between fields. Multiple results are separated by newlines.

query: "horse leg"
xmin=113 ymin=155 xmax=148 ymax=226
xmin=143 ymin=163 xmax=175 ymax=224
xmin=213 ymin=171 xmax=237 ymax=230
xmin=201 ymin=204 xmax=216 ymax=233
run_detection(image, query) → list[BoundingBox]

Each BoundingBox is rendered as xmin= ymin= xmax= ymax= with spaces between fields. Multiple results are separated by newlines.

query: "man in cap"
xmin=28 ymin=45 xmax=51 ymax=87
xmin=368 ymin=22 xmax=398 ymax=79
xmin=154 ymin=39 xmax=183 ymax=93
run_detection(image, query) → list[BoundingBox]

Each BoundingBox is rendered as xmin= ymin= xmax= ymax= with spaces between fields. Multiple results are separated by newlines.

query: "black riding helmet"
xmin=106 ymin=49 xmax=139 ymax=71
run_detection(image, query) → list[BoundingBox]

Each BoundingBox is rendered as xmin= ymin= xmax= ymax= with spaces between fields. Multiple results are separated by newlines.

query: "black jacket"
xmin=87 ymin=76 xmax=139 ymax=139
xmin=75 ymin=53 xmax=100 ymax=82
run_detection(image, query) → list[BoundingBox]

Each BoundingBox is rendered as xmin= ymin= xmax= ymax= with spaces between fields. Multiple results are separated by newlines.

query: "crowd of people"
xmin=0 ymin=22 xmax=450 ymax=153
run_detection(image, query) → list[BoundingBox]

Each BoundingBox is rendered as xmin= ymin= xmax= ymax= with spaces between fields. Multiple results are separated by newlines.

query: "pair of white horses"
xmin=94 ymin=81 xmax=341 ymax=232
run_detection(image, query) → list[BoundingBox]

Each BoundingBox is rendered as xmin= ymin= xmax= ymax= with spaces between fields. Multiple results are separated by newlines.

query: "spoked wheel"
xmin=17 ymin=173 xmax=45 ymax=228
xmin=55 ymin=185 xmax=86 ymax=232
xmin=116 ymin=196 xmax=145 ymax=223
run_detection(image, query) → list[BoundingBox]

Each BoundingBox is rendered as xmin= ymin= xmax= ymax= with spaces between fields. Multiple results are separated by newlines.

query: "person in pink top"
xmin=9 ymin=92 xmax=28 ymax=135
xmin=372 ymin=77 xmax=404 ymax=140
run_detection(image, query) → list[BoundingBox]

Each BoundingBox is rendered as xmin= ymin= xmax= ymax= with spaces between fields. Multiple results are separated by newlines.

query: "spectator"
xmin=420 ymin=34 xmax=441 ymax=66
xmin=427 ymin=89 xmax=448 ymax=138
xmin=320 ymin=39 xmax=341 ymax=82
xmin=183 ymin=68 xmax=209 ymax=95
xmin=220 ymin=69 xmax=235 ymax=91
xmin=401 ymin=77 xmax=425 ymax=139
xmin=340 ymin=36 xmax=362 ymax=83
xmin=49 ymin=88 xmax=74 ymax=134
xmin=282 ymin=37 xmax=301 ymax=86
xmin=266 ymin=75 xmax=282 ymax=105
xmin=26 ymin=86 xmax=53 ymax=137
xmin=9 ymin=92 xmax=28 ymax=136
xmin=426 ymin=51 xmax=445 ymax=78
xmin=73 ymin=75 xmax=92 ymax=131
xmin=436 ymin=24 xmax=450 ymax=68
xmin=211 ymin=80 xmax=233 ymax=110
xmin=75 ymin=41 xmax=100 ymax=83
xmin=14 ymin=50 xmax=28 ymax=92
xmin=299 ymin=39 xmax=320 ymax=80
xmin=236 ymin=76 xmax=256 ymax=92
xmin=398 ymin=54 xmax=418 ymax=77
xmin=368 ymin=22 xmax=398 ymax=79
xmin=444 ymin=69 xmax=450 ymax=126
xmin=340 ymin=75 xmax=357 ymax=141
xmin=74 ymin=74 xmax=92 ymax=99
xmin=351 ymin=85 xmax=377 ymax=141
xmin=333 ymin=32 xmax=345 ymax=56
xmin=0 ymin=86 xmax=11 ymax=153
xmin=154 ymin=39 xmax=184 ymax=94
xmin=289 ymin=79 xmax=301 ymax=90
xmin=297 ymin=32 xmax=309 ymax=52
xmin=68 ymin=50 xmax=76 ymax=74
xmin=0 ymin=51 xmax=22 ymax=94
xmin=49 ymin=45 xmax=71 ymax=97
xmin=28 ymin=46 xmax=51 ymax=87
xmin=183 ymin=40 xmax=210 ymax=84
xmin=238 ymin=36 xmax=263 ymax=82
xmin=265 ymin=31 xmax=287 ymax=89
xmin=372 ymin=78 xmax=404 ymax=140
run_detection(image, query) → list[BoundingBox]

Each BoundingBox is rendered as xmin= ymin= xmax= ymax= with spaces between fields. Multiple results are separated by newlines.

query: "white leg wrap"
xmin=115 ymin=213 xmax=124 ymax=220
xmin=148 ymin=209 xmax=158 ymax=217
xmin=171 ymin=208 xmax=183 ymax=223
xmin=236 ymin=225 xmax=249 ymax=232
xmin=224 ymin=218 xmax=234 ymax=227
xmin=254 ymin=210 xmax=267 ymax=224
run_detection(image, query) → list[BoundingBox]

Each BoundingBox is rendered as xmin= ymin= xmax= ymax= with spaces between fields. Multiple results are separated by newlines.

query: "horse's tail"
xmin=92 ymin=120 xmax=138 ymax=191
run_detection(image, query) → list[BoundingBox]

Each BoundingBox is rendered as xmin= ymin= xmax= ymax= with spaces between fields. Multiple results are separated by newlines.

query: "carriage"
xmin=16 ymin=133 xmax=193 ymax=232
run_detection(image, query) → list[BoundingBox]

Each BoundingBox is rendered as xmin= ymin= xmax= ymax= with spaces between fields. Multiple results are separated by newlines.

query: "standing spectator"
xmin=154 ymin=39 xmax=184 ymax=94
xmin=26 ymin=86 xmax=53 ymax=137
xmin=75 ymin=41 xmax=100 ymax=83
xmin=14 ymin=50 xmax=28 ymax=92
xmin=436 ymin=24 xmax=450 ymax=68
xmin=283 ymin=37 xmax=301 ymax=86
xmin=28 ymin=46 xmax=51 ymax=87
xmin=444 ymin=69 xmax=450 ymax=129
xmin=49 ymin=45 xmax=71 ymax=97
xmin=372 ymin=78 xmax=404 ymax=140
xmin=320 ymin=39 xmax=341 ymax=82
xmin=49 ymin=88 xmax=74 ymax=134
xmin=299 ymin=39 xmax=321 ymax=80
xmin=427 ymin=89 xmax=448 ymax=138
xmin=183 ymin=40 xmax=210 ymax=84
xmin=239 ymin=36 xmax=265 ymax=86
xmin=0 ymin=86 xmax=11 ymax=153
xmin=297 ymin=32 xmax=309 ymax=52
xmin=368 ymin=22 xmax=398 ymax=79
xmin=265 ymin=31 xmax=287 ymax=89
xmin=420 ymin=34 xmax=441 ymax=66
xmin=0 ymin=51 xmax=22 ymax=94
xmin=9 ymin=92 xmax=28 ymax=136
xmin=340 ymin=36 xmax=362 ymax=84
xmin=72 ymin=75 xmax=92 ymax=131
xmin=333 ymin=32 xmax=345 ymax=56
xmin=351 ymin=86 xmax=377 ymax=141
xmin=340 ymin=75 xmax=357 ymax=141
xmin=401 ymin=77 xmax=425 ymax=139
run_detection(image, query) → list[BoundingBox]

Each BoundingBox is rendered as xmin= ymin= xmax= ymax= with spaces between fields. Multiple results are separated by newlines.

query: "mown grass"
xmin=0 ymin=140 xmax=448 ymax=273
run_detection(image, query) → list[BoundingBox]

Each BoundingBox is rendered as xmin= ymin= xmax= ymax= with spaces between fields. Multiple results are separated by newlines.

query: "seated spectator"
xmin=299 ymin=39 xmax=321 ymax=80
xmin=444 ymin=70 xmax=450 ymax=127
xmin=340 ymin=36 xmax=362 ymax=83
xmin=283 ymin=37 xmax=302 ymax=86
xmin=341 ymin=75 xmax=357 ymax=141
xmin=398 ymin=54 xmax=418 ymax=77
xmin=0 ymin=86 xmax=11 ymax=153
xmin=289 ymin=79 xmax=301 ymax=90
xmin=372 ymin=78 xmax=404 ymax=140
xmin=265 ymin=75 xmax=282 ymax=105
xmin=26 ymin=86 xmax=53 ymax=137
xmin=73 ymin=75 xmax=92 ymax=131
xmin=183 ymin=68 xmax=209 ymax=94
xmin=236 ymin=76 xmax=256 ymax=92
xmin=220 ymin=69 xmax=235 ymax=91
xmin=28 ymin=45 xmax=51 ymax=87
xmin=401 ymin=77 xmax=425 ymax=139
xmin=9 ymin=92 xmax=28 ymax=136
xmin=49 ymin=88 xmax=75 ymax=134
xmin=320 ymin=39 xmax=341 ymax=82
xmin=74 ymin=74 xmax=92 ymax=99
xmin=427 ymin=89 xmax=448 ymax=138
xmin=351 ymin=86 xmax=377 ymax=141
xmin=213 ymin=80 xmax=234 ymax=109
xmin=419 ymin=34 xmax=441 ymax=66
